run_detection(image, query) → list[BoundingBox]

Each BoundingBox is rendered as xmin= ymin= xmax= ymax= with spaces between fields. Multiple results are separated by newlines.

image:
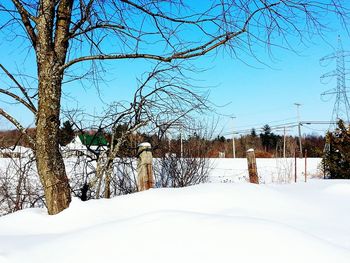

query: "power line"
xmin=234 ymin=117 xmax=297 ymax=130
xmin=219 ymin=120 xmax=337 ymax=137
xmin=320 ymin=35 xmax=350 ymax=125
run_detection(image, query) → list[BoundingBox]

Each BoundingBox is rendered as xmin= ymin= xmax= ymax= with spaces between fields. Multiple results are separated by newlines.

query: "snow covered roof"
xmin=63 ymin=135 xmax=108 ymax=152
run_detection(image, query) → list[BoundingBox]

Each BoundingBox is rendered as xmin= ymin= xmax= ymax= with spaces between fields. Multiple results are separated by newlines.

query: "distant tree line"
xmin=0 ymin=122 xmax=326 ymax=158
xmin=207 ymin=124 xmax=325 ymax=158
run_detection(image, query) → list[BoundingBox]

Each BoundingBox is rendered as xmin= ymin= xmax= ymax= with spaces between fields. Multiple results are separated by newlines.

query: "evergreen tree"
xmin=259 ymin=124 xmax=280 ymax=153
xmin=260 ymin=124 xmax=272 ymax=152
xmin=251 ymin=128 xmax=257 ymax=138
xmin=323 ymin=120 xmax=350 ymax=179
xmin=58 ymin=121 xmax=75 ymax=146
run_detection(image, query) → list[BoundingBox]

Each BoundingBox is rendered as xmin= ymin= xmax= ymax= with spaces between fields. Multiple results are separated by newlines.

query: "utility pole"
xmin=283 ymin=126 xmax=286 ymax=158
xmin=294 ymin=103 xmax=303 ymax=158
xmin=231 ymin=116 xmax=236 ymax=158
xmin=171 ymin=121 xmax=184 ymax=158
xmin=167 ymin=131 xmax=171 ymax=153
xmin=180 ymin=127 xmax=183 ymax=158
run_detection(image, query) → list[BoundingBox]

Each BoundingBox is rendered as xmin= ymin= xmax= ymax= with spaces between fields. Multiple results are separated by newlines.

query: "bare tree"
xmin=0 ymin=0 xmax=348 ymax=214
xmin=65 ymin=64 xmax=206 ymax=198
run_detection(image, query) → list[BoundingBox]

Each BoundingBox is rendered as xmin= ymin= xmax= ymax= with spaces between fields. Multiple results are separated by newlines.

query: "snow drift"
xmin=0 ymin=180 xmax=349 ymax=263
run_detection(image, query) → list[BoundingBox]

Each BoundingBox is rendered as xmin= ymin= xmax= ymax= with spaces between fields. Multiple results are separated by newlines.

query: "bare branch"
xmin=11 ymin=0 xmax=37 ymax=47
xmin=61 ymin=30 xmax=244 ymax=70
xmin=0 ymin=88 xmax=36 ymax=114
xmin=61 ymin=1 xmax=281 ymax=70
xmin=54 ymin=0 xmax=74 ymax=60
xmin=0 ymin=64 xmax=36 ymax=112
xmin=120 ymin=0 xmax=215 ymax=24
xmin=69 ymin=0 xmax=95 ymax=36
xmin=69 ymin=23 xmax=126 ymax=39
xmin=0 ymin=108 xmax=35 ymax=148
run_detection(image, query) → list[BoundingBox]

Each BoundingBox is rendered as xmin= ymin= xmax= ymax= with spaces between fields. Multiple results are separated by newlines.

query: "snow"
xmin=208 ymin=158 xmax=323 ymax=183
xmin=1 ymin=179 xmax=350 ymax=263
xmin=62 ymin=135 xmax=108 ymax=155
xmin=0 ymin=146 xmax=33 ymax=157
xmin=138 ymin=142 xmax=152 ymax=148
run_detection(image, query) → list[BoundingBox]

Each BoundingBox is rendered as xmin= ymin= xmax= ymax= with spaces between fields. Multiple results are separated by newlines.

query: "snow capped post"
xmin=246 ymin=149 xmax=259 ymax=184
xmin=137 ymin=142 xmax=154 ymax=191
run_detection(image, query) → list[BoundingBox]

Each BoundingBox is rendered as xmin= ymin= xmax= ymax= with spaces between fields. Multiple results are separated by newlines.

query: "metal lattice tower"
xmin=320 ymin=36 xmax=350 ymax=125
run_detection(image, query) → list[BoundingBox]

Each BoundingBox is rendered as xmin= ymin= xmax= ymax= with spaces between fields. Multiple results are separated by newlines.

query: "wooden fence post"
xmin=246 ymin=149 xmax=259 ymax=184
xmin=137 ymin=142 xmax=154 ymax=191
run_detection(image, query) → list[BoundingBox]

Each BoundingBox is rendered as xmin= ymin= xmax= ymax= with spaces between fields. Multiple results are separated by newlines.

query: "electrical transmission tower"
xmin=320 ymin=35 xmax=350 ymax=125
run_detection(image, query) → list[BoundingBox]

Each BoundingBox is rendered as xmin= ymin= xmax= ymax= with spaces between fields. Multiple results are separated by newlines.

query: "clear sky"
xmin=0 ymin=1 xmax=349 ymax=138
xmin=57 ymin=31 xmax=349 ymax=138
xmin=200 ymin=32 xmax=350 ymax=138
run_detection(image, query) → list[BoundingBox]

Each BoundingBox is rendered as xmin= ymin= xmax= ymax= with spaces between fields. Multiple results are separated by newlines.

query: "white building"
xmin=61 ymin=134 xmax=108 ymax=158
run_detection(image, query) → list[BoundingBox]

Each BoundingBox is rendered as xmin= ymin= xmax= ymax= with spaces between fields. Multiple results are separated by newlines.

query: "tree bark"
xmin=104 ymin=161 xmax=112 ymax=199
xmin=35 ymin=69 xmax=71 ymax=215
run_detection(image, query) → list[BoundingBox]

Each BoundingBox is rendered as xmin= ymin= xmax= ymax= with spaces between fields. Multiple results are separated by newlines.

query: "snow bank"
xmin=0 ymin=180 xmax=349 ymax=263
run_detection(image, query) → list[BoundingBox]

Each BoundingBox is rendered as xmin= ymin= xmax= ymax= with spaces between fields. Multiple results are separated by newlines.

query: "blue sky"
xmin=56 ymin=31 xmax=348 ymax=138
xmin=0 ymin=1 xmax=349 ymax=138
xmin=66 ymin=31 xmax=348 ymax=138
xmin=201 ymin=33 xmax=350 ymax=137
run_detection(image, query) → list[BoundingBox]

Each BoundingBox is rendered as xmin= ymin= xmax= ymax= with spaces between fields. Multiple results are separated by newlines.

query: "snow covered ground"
xmin=0 ymin=179 xmax=349 ymax=263
xmin=208 ymin=157 xmax=323 ymax=183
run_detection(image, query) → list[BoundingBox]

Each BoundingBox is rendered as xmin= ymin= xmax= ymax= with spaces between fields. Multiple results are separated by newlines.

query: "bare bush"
xmin=66 ymin=155 xmax=97 ymax=201
xmin=65 ymin=153 xmax=139 ymax=200
xmin=154 ymin=123 xmax=213 ymax=187
xmin=0 ymin=152 xmax=43 ymax=216
xmin=155 ymin=155 xmax=209 ymax=188
xmin=111 ymin=158 xmax=138 ymax=195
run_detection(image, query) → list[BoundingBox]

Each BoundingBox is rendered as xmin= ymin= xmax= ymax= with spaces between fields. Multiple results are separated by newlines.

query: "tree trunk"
xmin=33 ymin=0 xmax=73 ymax=215
xmin=95 ymin=158 xmax=103 ymax=199
xmin=104 ymin=161 xmax=113 ymax=199
xmin=35 ymin=60 xmax=71 ymax=215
